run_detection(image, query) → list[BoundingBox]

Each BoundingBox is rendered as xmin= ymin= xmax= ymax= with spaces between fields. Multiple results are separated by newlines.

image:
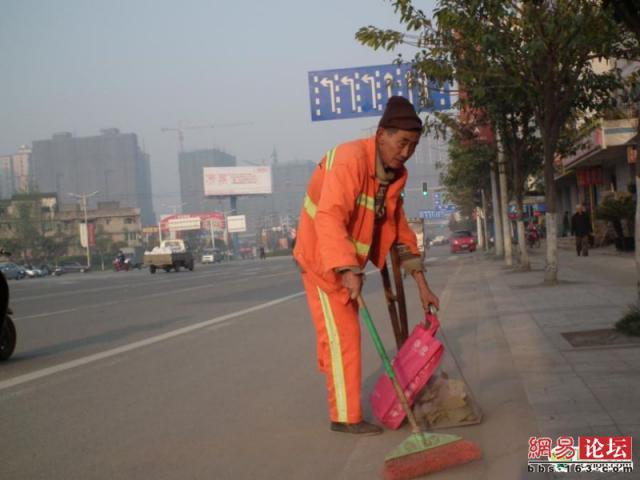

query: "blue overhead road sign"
xmin=308 ymin=63 xmax=452 ymax=122
xmin=433 ymin=192 xmax=457 ymax=212
xmin=419 ymin=210 xmax=448 ymax=220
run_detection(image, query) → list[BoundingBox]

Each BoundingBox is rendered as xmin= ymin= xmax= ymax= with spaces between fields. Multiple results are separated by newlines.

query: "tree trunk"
xmin=633 ymin=101 xmax=640 ymax=304
xmin=636 ymin=170 xmax=640 ymax=303
xmin=491 ymin=163 xmax=504 ymax=256
xmin=543 ymin=135 xmax=559 ymax=284
xmin=498 ymin=144 xmax=513 ymax=266
xmin=545 ymin=212 xmax=558 ymax=281
xmin=516 ymin=198 xmax=530 ymax=271
xmin=516 ymin=220 xmax=529 ymax=268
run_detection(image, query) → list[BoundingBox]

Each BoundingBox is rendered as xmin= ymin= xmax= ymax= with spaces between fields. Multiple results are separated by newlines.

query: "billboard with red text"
xmin=203 ymin=166 xmax=272 ymax=196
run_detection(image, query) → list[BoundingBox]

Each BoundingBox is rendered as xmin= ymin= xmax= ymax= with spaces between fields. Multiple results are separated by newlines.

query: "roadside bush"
xmin=615 ymin=305 xmax=640 ymax=337
xmin=595 ymin=192 xmax=634 ymax=239
xmin=267 ymin=249 xmax=292 ymax=258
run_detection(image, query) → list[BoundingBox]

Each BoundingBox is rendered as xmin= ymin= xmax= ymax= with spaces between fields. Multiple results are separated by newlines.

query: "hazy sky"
xmin=1 ymin=0 xmax=436 ymax=210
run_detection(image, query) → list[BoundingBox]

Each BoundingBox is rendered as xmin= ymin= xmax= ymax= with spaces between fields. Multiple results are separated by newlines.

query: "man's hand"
xmin=411 ymin=271 xmax=440 ymax=312
xmin=418 ymin=286 xmax=440 ymax=312
xmin=341 ymin=270 xmax=363 ymax=300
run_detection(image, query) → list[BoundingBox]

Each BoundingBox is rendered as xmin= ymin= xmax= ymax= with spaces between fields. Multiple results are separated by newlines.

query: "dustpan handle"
xmin=358 ymin=295 xmax=421 ymax=434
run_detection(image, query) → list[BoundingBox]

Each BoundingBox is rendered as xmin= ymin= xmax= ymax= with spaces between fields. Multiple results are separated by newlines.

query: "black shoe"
xmin=330 ymin=421 xmax=383 ymax=436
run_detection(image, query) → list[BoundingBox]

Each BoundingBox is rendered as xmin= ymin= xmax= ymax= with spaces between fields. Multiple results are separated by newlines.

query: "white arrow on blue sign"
xmin=419 ymin=210 xmax=449 ymax=220
xmin=308 ymin=63 xmax=452 ymax=122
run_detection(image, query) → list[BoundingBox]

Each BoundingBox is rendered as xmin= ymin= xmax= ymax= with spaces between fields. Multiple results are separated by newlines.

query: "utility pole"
xmin=229 ymin=196 xmax=238 ymax=257
xmin=69 ymin=191 xmax=99 ymax=268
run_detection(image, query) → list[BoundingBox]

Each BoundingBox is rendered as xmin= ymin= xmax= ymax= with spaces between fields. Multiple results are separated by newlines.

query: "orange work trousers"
xmin=301 ymin=273 xmax=362 ymax=424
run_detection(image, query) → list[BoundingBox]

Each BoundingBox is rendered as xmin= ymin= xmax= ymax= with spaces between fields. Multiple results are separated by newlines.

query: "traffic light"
xmin=422 ymin=182 xmax=429 ymax=197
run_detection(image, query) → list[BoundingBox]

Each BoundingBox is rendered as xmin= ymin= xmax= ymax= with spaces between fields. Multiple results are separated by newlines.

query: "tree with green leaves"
xmin=358 ymin=0 xmax=636 ymax=283
xmin=6 ymin=195 xmax=46 ymax=262
xmin=498 ymin=109 xmax=544 ymax=270
xmin=41 ymin=233 xmax=73 ymax=265
xmin=439 ymin=136 xmax=493 ymax=219
xmin=602 ymin=0 xmax=640 ymax=304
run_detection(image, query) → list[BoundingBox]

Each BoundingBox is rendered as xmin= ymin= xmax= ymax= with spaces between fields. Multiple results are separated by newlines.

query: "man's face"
xmin=576 ymin=204 xmax=583 ymax=213
xmin=376 ymin=128 xmax=421 ymax=170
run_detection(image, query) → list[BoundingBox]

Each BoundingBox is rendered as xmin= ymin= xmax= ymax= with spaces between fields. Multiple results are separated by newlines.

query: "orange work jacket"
xmin=293 ymin=135 xmax=419 ymax=293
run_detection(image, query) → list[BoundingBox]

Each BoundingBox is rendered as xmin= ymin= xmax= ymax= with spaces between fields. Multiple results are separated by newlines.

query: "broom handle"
xmin=358 ymin=295 xmax=421 ymax=434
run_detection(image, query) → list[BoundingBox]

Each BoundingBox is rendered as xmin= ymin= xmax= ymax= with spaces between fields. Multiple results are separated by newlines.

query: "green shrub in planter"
xmin=595 ymin=192 xmax=634 ymax=240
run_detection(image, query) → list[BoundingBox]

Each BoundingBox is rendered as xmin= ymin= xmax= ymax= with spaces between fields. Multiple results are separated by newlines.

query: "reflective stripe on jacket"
xmin=293 ymin=135 xmax=419 ymax=293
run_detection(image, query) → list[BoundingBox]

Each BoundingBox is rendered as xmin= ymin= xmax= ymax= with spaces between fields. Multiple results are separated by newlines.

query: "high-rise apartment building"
xmin=0 ymin=145 xmax=32 ymax=199
xmin=30 ymin=129 xmax=155 ymax=225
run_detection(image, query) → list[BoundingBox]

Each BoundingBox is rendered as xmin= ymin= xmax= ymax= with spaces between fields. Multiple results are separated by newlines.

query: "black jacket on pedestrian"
xmin=571 ymin=212 xmax=592 ymax=237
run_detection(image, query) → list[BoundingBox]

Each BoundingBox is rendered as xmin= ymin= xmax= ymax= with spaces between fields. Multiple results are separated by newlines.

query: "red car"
xmin=450 ymin=230 xmax=476 ymax=253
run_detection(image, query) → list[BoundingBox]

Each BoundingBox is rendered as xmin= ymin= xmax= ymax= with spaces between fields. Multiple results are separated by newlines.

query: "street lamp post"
xmin=69 ymin=191 xmax=99 ymax=268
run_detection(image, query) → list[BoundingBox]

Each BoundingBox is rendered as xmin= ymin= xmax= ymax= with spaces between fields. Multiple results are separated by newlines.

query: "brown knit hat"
xmin=378 ymin=96 xmax=422 ymax=131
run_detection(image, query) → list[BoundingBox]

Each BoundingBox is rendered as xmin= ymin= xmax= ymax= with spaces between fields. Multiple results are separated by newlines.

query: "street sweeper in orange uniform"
xmin=294 ymin=96 xmax=440 ymax=435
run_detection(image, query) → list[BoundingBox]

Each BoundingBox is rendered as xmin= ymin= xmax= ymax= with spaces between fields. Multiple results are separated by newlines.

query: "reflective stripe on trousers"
xmin=301 ymin=273 xmax=362 ymax=423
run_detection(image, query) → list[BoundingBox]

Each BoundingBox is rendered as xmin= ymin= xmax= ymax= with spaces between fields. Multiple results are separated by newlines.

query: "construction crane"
xmin=241 ymin=159 xmax=266 ymax=166
xmin=161 ymin=121 xmax=253 ymax=152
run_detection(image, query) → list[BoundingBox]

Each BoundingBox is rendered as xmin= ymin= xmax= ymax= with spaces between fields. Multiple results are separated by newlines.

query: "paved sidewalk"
xmin=390 ymin=245 xmax=639 ymax=479
xmin=480 ymin=246 xmax=639 ymax=479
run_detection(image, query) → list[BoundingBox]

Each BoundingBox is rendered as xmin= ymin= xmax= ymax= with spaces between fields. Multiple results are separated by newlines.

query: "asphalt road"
xmin=1 ymin=246 xmax=473 ymax=480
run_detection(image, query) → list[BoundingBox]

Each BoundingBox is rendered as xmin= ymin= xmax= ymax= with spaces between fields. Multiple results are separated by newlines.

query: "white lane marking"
xmin=16 ymin=271 xmax=294 ymax=320
xmin=0 ymin=291 xmax=306 ymax=392
xmin=12 ymin=269 xmax=242 ymax=302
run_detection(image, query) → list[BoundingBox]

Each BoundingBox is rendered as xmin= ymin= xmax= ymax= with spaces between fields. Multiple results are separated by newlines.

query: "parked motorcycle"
xmin=0 ymin=249 xmax=17 ymax=361
xmin=526 ymin=227 xmax=541 ymax=248
xmin=113 ymin=257 xmax=130 ymax=272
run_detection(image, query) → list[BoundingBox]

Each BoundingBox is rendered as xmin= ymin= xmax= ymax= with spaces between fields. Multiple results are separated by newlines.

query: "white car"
xmin=201 ymin=248 xmax=221 ymax=264
xmin=24 ymin=267 xmax=44 ymax=278
xmin=429 ymin=235 xmax=448 ymax=247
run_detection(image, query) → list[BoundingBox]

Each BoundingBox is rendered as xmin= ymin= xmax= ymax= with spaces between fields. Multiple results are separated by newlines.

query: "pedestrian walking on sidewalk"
xmin=571 ymin=203 xmax=592 ymax=256
xmin=293 ymin=97 xmax=440 ymax=436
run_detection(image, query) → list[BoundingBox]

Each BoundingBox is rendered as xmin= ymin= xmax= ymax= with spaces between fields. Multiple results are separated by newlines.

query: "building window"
xmin=125 ymin=217 xmax=134 ymax=224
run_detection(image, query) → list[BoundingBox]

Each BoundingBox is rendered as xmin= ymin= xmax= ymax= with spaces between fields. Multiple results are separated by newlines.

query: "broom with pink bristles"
xmin=358 ymin=296 xmax=481 ymax=479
